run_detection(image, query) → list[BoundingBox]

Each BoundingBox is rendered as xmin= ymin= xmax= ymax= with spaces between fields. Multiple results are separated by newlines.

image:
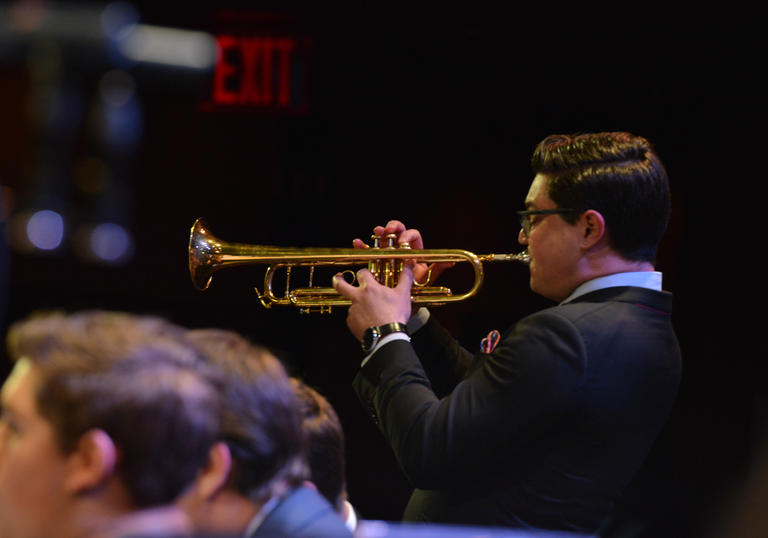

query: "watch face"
xmin=362 ymin=326 xmax=379 ymax=353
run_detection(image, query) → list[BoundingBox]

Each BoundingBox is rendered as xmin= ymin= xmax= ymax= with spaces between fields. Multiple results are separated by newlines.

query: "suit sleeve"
xmin=409 ymin=315 xmax=475 ymax=397
xmin=352 ymin=309 xmax=587 ymax=489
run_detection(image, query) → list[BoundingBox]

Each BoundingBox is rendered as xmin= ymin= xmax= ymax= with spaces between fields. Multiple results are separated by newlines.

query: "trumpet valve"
xmin=382 ymin=261 xmax=394 ymax=287
xmin=392 ymin=241 xmax=411 ymax=285
xmin=369 ymin=234 xmax=382 ymax=283
xmin=378 ymin=234 xmax=396 ymax=287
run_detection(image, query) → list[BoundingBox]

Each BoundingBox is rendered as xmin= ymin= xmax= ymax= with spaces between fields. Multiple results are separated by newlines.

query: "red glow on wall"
xmin=209 ymin=34 xmax=310 ymax=112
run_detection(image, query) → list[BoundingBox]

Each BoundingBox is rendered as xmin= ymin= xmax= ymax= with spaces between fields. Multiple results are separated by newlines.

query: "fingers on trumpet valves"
xmin=381 ymin=233 xmax=397 ymax=248
xmin=374 ymin=220 xmax=406 ymax=238
xmin=363 ymin=227 xmax=420 ymax=287
xmin=371 ymin=221 xmax=423 ymax=249
xmin=398 ymin=228 xmax=424 ymax=250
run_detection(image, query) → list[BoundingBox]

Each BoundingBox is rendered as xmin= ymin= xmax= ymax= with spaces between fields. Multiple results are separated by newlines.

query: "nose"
xmin=518 ymin=227 xmax=528 ymax=246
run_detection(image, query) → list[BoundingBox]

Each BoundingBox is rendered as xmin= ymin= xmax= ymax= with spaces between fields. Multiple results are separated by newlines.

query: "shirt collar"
xmin=561 ymin=271 xmax=663 ymax=305
xmin=243 ymin=494 xmax=281 ymax=537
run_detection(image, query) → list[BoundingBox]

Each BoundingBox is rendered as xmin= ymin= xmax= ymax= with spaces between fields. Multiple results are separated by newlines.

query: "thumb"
xmin=333 ymin=273 xmax=358 ymax=300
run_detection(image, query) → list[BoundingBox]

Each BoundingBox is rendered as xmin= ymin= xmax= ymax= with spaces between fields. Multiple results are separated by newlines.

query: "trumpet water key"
xmin=188 ymin=218 xmax=530 ymax=314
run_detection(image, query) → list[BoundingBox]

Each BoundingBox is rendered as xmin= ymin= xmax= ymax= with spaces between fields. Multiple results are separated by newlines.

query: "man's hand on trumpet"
xmin=351 ymin=220 xmax=454 ymax=286
xmin=332 ymin=263 xmax=414 ymax=342
xmin=334 ymin=219 xmax=456 ymax=342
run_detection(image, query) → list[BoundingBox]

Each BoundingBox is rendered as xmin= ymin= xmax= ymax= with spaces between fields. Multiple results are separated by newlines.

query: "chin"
xmin=530 ymin=279 xmax=558 ymax=303
xmin=529 ymin=276 xmax=542 ymax=297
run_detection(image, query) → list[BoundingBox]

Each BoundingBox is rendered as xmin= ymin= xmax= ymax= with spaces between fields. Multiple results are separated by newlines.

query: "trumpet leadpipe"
xmin=478 ymin=251 xmax=531 ymax=265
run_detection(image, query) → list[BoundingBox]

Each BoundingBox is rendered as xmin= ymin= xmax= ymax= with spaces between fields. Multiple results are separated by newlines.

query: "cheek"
xmin=0 ymin=441 xmax=68 ymax=518
xmin=526 ymin=232 xmax=567 ymax=284
xmin=527 ymin=231 xmax=555 ymax=266
xmin=529 ymin=222 xmax=577 ymax=260
xmin=0 ymin=452 xmax=39 ymax=531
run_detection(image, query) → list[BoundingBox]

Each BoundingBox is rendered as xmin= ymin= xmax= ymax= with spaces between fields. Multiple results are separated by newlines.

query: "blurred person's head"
xmin=0 ymin=310 xmax=221 ymax=538
xmin=178 ymin=328 xmax=307 ymax=535
xmin=291 ymin=378 xmax=347 ymax=512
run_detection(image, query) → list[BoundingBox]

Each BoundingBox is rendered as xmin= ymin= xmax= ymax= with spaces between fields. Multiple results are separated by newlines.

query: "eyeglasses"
xmin=517 ymin=209 xmax=579 ymax=236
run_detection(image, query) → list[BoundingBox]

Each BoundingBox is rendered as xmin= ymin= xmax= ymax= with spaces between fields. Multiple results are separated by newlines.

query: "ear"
xmin=195 ymin=441 xmax=232 ymax=500
xmin=580 ymin=209 xmax=606 ymax=249
xmin=64 ymin=428 xmax=117 ymax=495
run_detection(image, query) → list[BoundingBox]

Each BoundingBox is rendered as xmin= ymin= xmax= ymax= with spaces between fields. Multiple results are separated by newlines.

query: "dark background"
xmin=0 ymin=2 xmax=763 ymax=537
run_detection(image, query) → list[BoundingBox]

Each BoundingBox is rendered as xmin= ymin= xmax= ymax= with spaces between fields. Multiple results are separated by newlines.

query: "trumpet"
xmin=188 ymin=218 xmax=530 ymax=314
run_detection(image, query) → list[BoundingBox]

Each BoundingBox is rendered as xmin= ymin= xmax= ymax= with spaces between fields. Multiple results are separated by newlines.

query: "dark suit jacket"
xmin=353 ymin=286 xmax=682 ymax=532
xmin=249 ymin=486 xmax=352 ymax=538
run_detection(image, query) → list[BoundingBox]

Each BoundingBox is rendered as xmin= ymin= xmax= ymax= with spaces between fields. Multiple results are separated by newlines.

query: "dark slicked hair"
xmin=531 ymin=132 xmax=670 ymax=262
xmin=187 ymin=329 xmax=307 ymax=502
xmin=6 ymin=310 xmax=222 ymax=507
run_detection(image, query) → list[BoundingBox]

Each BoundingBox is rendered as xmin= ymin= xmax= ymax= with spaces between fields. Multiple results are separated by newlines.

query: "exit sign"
xmin=206 ymin=34 xmax=311 ymax=112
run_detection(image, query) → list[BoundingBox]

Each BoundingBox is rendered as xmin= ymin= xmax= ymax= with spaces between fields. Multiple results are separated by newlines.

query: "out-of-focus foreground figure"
xmin=292 ymin=377 xmax=358 ymax=532
xmin=179 ymin=328 xmax=352 ymax=537
xmin=0 ymin=310 xmax=222 ymax=538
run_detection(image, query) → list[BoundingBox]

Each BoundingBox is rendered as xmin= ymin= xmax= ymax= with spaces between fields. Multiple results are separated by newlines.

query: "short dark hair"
xmin=6 ymin=310 xmax=222 ymax=508
xmin=292 ymin=378 xmax=346 ymax=511
xmin=187 ymin=329 xmax=307 ymax=502
xmin=531 ymin=132 xmax=670 ymax=262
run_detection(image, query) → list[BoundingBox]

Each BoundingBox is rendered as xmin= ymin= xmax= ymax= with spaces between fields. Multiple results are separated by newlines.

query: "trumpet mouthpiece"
xmin=479 ymin=251 xmax=530 ymax=265
xmin=510 ymin=251 xmax=531 ymax=265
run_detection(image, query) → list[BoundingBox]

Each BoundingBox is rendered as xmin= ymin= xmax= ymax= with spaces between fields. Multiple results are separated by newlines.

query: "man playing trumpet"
xmin=333 ymin=132 xmax=681 ymax=533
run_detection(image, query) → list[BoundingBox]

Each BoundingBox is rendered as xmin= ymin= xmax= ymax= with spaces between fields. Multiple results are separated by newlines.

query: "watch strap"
xmin=361 ymin=322 xmax=408 ymax=354
xmin=377 ymin=322 xmax=408 ymax=338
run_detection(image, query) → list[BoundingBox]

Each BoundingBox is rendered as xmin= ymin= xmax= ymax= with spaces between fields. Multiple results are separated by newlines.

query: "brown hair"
xmin=187 ymin=329 xmax=307 ymax=502
xmin=531 ymin=132 xmax=670 ymax=262
xmin=6 ymin=310 xmax=222 ymax=508
xmin=292 ymin=378 xmax=346 ymax=511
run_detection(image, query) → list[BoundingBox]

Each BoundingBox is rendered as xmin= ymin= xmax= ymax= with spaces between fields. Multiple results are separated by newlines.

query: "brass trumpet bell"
xmin=188 ymin=218 xmax=529 ymax=314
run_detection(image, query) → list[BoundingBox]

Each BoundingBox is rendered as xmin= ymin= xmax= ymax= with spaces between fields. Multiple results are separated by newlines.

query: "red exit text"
xmin=211 ymin=35 xmax=309 ymax=110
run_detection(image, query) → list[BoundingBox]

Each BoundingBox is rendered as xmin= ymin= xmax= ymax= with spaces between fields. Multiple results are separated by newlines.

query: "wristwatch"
xmin=361 ymin=322 xmax=408 ymax=354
